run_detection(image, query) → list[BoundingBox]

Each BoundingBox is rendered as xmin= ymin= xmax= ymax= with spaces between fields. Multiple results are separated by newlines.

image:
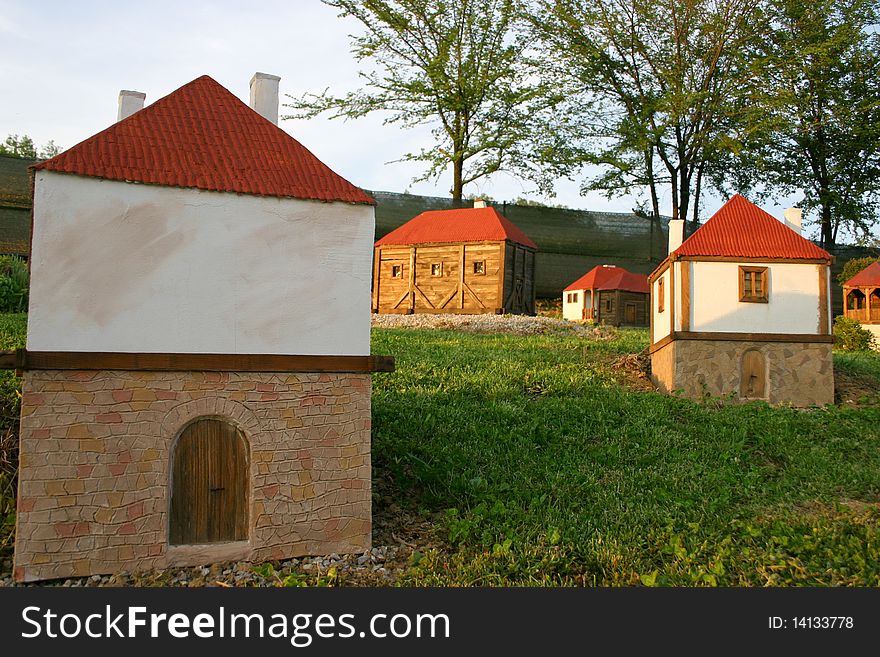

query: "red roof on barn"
xmin=375 ymin=206 xmax=538 ymax=249
xmin=673 ymin=194 xmax=831 ymax=260
xmin=33 ymin=75 xmax=374 ymax=205
xmin=843 ymin=261 xmax=880 ymax=287
xmin=564 ymin=265 xmax=649 ymax=293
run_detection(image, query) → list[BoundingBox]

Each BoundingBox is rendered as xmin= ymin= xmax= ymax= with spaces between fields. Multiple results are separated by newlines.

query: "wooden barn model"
xmin=648 ymin=195 xmax=834 ymax=406
xmin=842 ymin=261 xmax=880 ymax=348
xmin=13 ymin=74 xmax=392 ymax=582
xmin=562 ymin=265 xmax=649 ymax=326
xmin=372 ymin=201 xmax=537 ymax=315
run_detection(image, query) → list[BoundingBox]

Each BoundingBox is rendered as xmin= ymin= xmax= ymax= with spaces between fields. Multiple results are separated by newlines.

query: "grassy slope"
xmin=371 ymin=328 xmax=880 ymax=586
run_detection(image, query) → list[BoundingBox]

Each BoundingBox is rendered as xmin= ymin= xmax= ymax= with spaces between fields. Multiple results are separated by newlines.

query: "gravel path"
xmin=372 ymin=312 xmax=614 ymax=337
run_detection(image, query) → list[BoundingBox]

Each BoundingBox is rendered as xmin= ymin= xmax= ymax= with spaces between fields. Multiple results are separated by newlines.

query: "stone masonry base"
xmin=13 ymin=370 xmax=371 ymax=583
xmin=651 ymin=339 xmax=834 ymax=407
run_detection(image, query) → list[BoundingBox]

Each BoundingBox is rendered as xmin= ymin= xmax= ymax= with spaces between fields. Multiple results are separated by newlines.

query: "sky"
xmin=0 ymin=0 xmax=811 ymax=225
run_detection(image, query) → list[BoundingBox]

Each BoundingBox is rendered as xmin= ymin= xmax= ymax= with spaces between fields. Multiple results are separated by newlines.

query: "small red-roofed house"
xmin=15 ymin=73 xmax=391 ymax=583
xmin=842 ymin=261 xmax=880 ymax=349
xmin=373 ymin=200 xmax=537 ymax=315
xmin=562 ymin=265 xmax=649 ymax=326
xmin=647 ymin=195 xmax=834 ymax=406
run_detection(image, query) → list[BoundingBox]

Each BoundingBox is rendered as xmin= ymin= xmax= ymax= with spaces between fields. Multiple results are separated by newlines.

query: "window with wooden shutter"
xmin=739 ymin=266 xmax=768 ymax=303
xmin=657 ymin=278 xmax=665 ymax=313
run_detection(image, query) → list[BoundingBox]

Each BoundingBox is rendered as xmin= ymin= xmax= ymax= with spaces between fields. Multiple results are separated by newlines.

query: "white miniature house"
xmin=13 ymin=74 xmax=392 ymax=582
xmin=562 ymin=265 xmax=649 ymax=326
xmin=648 ymin=195 xmax=834 ymax=406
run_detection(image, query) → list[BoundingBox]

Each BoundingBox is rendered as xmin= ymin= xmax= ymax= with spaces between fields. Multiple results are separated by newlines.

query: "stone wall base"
xmin=651 ymin=339 xmax=834 ymax=407
xmin=14 ymin=370 xmax=371 ymax=583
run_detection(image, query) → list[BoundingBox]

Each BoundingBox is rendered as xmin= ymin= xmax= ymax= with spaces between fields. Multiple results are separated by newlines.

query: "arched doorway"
xmin=740 ymin=349 xmax=767 ymax=400
xmin=169 ymin=417 xmax=249 ymax=545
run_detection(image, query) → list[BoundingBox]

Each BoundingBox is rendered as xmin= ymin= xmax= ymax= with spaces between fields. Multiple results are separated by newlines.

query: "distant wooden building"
xmin=562 ymin=265 xmax=649 ymax=326
xmin=842 ymin=261 xmax=880 ymax=348
xmin=373 ymin=201 xmax=537 ymax=315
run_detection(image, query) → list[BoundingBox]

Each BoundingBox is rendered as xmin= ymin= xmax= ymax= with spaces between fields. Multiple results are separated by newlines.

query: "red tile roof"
xmin=33 ymin=75 xmax=374 ymax=205
xmin=673 ymin=194 xmax=831 ymax=260
xmin=564 ymin=265 xmax=649 ymax=293
xmin=375 ymin=206 xmax=538 ymax=249
xmin=843 ymin=261 xmax=880 ymax=287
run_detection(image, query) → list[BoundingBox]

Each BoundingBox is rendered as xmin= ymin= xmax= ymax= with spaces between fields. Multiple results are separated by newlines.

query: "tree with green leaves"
xmin=528 ymin=0 xmax=760 ymax=224
xmin=0 ymin=134 xmax=61 ymax=159
xmin=285 ymin=0 xmax=541 ymax=201
xmin=726 ymin=0 xmax=880 ymax=247
xmin=838 ymin=256 xmax=880 ymax=285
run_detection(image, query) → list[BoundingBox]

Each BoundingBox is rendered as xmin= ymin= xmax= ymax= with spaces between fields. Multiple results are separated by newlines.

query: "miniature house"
xmin=562 ymin=265 xmax=649 ymax=326
xmin=13 ymin=74 xmax=392 ymax=583
xmin=372 ymin=201 xmax=537 ymax=315
xmin=842 ymin=261 xmax=880 ymax=349
xmin=648 ymin=195 xmax=834 ymax=406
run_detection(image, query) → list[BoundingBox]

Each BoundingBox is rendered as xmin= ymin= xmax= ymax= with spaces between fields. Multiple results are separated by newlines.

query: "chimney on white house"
xmin=249 ymin=72 xmax=281 ymax=125
xmin=668 ymin=219 xmax=685 ymax=254
xmin=783 ymin=207 xmax=803 ymax=235
xmin=117 ymin=90 xmax=146 ymax=122
xmin=473 ymin=199 xmax=487 ymax=209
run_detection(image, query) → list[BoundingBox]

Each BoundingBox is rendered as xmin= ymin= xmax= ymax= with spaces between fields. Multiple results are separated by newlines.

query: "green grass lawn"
xmin=1 ymin=316 xmax=879 ymax=585
xmin=371 ymin=327 xmax=880 ymax=586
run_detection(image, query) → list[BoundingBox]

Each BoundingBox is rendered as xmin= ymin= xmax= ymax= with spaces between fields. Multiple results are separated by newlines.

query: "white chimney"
xmin=249 ymin=72 xmax=281 ymax=125
xmin=783 ymin=207 xmax=803 ymax=235
xmin=117 ymin=90 xmax=146 ymax=122
xmin=668 ymin=219 xmax=685 ymax=254
xmin=473 ymin=199 xmax=487 ymax=209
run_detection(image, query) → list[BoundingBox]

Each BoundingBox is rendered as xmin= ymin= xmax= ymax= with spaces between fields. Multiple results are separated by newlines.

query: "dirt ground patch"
xmin=834 ymin=367 xmax=880 ymax=407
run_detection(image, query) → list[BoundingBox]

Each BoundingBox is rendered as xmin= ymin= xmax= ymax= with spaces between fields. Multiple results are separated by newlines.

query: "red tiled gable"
xmin=564 ymin=265 xmax=649 ymax=294
xmin=33 ymin=75 xmax=374 ymax=205
xmin=375 ymin=207 xmax=538 ymax=249
xmin=843 ymin=261 xmax=880 ymax=287
xmin=673 ymin=194 xmax=831 ymax=260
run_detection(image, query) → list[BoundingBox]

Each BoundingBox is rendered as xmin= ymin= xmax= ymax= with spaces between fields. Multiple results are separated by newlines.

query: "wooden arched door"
xmin=740 ymin=349 xmax=767 ymax=400
xmin=170 ymin=418 xmax=249 ymax=545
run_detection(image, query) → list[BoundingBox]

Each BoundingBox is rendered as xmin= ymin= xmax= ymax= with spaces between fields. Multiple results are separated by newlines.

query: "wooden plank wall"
xmin=374 ymin=242 xmax=506 ymax=314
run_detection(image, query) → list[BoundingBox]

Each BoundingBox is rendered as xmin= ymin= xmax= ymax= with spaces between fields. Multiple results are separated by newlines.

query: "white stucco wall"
xmin=651 ymin=267 xmax=671 ymax=342
xmin=690 ymin=261 xmax=822 ymax=334
xmin=865 ymin=324 xmax=880 ymax=351
xmin=28 ymin=172 xmax=375 ymax=355
xmin=562 ymin=290 xmax=584 ymax=321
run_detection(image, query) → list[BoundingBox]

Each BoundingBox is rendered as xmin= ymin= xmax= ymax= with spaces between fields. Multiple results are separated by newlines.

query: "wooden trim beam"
xmin=680 ymin=260 xmax=690 ymax=332
xmin=7 ymin=350 xmax=395 ymax=373
xmin=818 ymin=264 xmax=829 ymax=335
xmin=648 ymin=334 xmax=674 ymax=354
xmin=673 ymin=332 xmax=834 ymax=344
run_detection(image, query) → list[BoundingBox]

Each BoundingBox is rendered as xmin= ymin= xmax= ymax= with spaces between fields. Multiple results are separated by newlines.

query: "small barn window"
xmin=391 ymin=265 xmax=402 ymax=278
xmin=431 ymin=263 xmax=443 ymax=276
xmin=657 ymin=278 xmax=665 ymax=313
xmin=605 ymin=298 xmax=613 ymax=312
xmin=473 ymin=261 xmax=486 ymax=275
xmin=740 ymin=266 xmax=768 ymax=303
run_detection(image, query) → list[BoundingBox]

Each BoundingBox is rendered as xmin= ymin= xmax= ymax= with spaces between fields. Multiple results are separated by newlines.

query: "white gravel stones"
xmin=372 ymin=312 xmax=613 ymax=338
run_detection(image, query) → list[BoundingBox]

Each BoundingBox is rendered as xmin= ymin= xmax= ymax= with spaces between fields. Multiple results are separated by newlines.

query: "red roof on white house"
xmin=375 ymin=206 xmax=538 ymax=249
xmin=843 ymin=261 xmax=880 ymax=287
xmin=564 ymin=265 xmax=649 ymax=293
xmin=33 ymin=75 xmax=374 ymax=205
xmin=673 ymin=194 xmax=831 ymax=260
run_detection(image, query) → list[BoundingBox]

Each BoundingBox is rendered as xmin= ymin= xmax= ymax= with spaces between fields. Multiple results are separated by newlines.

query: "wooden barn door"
xmin=170 ymin=418 xmax=248 ymax=545
xmin=625 ymin=302 xmax=637 ymax=325
xmin=740 ymin=350 xmax=767 ymax=400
